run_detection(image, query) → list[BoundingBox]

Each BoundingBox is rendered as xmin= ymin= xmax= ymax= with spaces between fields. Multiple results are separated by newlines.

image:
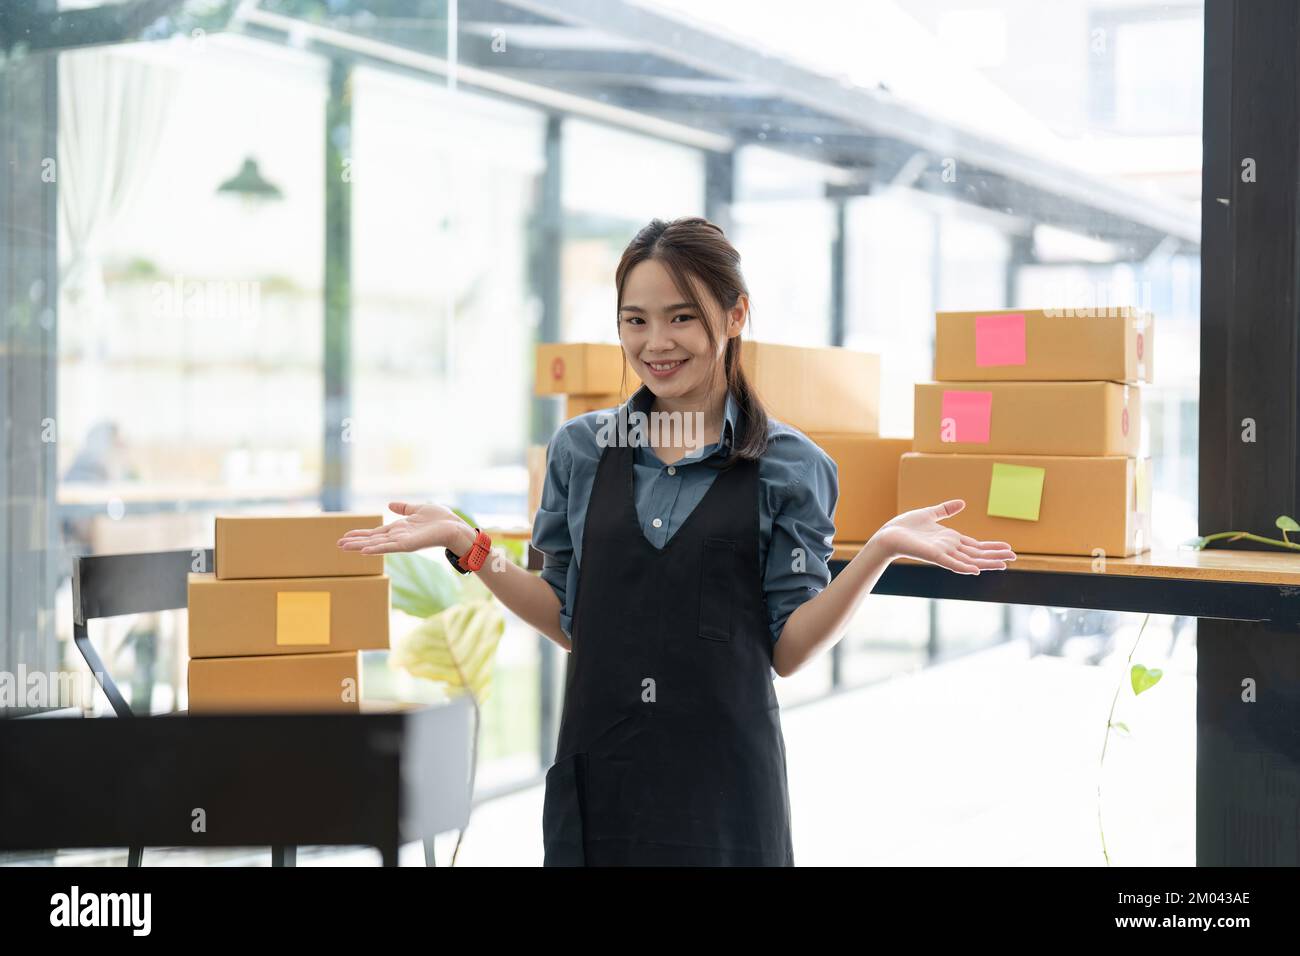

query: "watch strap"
xmin=445 ymin=527 xmax=492 ymax=573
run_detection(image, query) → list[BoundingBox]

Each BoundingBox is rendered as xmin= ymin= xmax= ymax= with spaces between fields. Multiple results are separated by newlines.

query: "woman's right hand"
xmin=336 ymin=501 xmax=473 ymax=555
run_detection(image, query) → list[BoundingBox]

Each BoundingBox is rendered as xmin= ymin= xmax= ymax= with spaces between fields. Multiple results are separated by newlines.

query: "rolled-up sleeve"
xmin=531 ymin=428 xmax=576 ymax=640
xmin=766 ymin=447 xmax=839 ymax=644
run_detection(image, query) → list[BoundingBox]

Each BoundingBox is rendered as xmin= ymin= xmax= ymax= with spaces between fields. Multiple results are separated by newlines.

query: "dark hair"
xmin=614 ymin=216 xmax=770 ymax=464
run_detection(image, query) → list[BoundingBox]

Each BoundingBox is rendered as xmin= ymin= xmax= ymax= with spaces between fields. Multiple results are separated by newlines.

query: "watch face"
xmin=445 ymin=546 xmax=469 ymax=573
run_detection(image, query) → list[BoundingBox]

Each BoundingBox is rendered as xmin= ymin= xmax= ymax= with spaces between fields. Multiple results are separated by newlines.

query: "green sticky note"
xmin=987 ymin=462 xmax=1045 ymax=521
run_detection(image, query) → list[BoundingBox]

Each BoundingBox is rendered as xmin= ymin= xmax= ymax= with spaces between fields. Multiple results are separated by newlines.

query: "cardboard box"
xmin=215 ymin=514 xmax=384 ymax=580
xmin=897 ymin=452 xmax=1151 ymax=556
xmin=807 ymin=434 xmax=912 ymax=542
xmin=537 ymin=340 xmax=879 ymax=433
xmin=535 ymin=343 xmax=635 ymax=396
xmin=740 ymin=341 xmax=879 ymax=434
xmin=564 ymin=393 xmax=625 ymax=420
xmin=188 ymin=572 xmax=390 ymax=658
xmin=527 ymin=444 xmax=547 ymax=523
xmin=187 ymin=650 xmax=361 ymax=714
xmin=934 ymin=308 xmax=1153 ymax=383
xmin=913 ymin=381 xmax=1140 ymax=456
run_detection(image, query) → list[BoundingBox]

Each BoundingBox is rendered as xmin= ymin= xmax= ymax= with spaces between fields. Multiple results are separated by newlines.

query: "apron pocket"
xmin=698 ymin=537 xmax=736 ymax=642
xmin=542 ymin=752 xmax=588 ymax=866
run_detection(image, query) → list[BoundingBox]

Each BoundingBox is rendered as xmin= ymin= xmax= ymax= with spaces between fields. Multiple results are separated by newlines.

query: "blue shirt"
xmin=532 ymin=383 xmax=839 ymax=644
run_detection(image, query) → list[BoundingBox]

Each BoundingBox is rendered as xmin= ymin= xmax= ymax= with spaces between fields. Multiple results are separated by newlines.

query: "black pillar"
xmin=1001 ymin=233 xmax=1033 ymax=645
xmin=1004 ymin=233 xmax=1032 ymax=309
xmin=828 ymin=195 xmax=847 ymax=687
xmin=323 ymin=58 xmax=353 ymax=513
xmin=529 ymin=114 xmax=563 ymax=449
xmin=829 ymin=196 xmax=847 ymax=348
xmin=530 ymin=114 xmax=563 ymax=768
xmin=0 ymin=41 xmax=60 ymax=712
xmin=705 ymin=150 xmax=734 ymax=236
xmin=1198 ymin=0 xmax=1300 ymax=864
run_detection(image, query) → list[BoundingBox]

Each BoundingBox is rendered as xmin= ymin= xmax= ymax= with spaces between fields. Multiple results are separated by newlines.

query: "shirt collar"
xmin=627 ymin=383 xmax=738 ymax=456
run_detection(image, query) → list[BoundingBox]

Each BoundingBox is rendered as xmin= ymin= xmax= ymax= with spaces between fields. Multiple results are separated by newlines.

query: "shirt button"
xmin=651 ymin=517 xmax=663 ymax=529
xmin=667 ymin=466 xmax=676 ymax=476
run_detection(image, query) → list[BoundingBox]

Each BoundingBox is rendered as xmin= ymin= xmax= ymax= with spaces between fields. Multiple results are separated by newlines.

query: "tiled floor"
xmin=384 ymin=636 xmax=1195 ymax=867
xmin=10 ymin=636 xmax=1195 ymax=867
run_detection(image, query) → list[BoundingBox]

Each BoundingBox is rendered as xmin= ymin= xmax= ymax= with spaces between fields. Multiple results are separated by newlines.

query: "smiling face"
xmin=617 ymin=257 xmax=745 ymax=405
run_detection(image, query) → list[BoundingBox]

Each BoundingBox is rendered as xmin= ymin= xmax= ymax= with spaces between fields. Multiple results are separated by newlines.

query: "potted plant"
xmin=382 ymin=514 xmax=526 ymax=866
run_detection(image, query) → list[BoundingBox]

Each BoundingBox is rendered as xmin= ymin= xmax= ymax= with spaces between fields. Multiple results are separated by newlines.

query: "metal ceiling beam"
xmin=454 ymin=43 xmax=715 ymax=80
xmin=459 ymin=0 xmax=586 ymax=28
xmin=235 ymin=0 xmax=1195 ymax=248
xmin=238 ymin=6 xmax=734 ymax=152
xmin=555 ymin=86 xmax=851 ymax=129
xmin=496 ymin=0 xmax=1199 ymax=245
xmin=0 ymin=0 xmax=195 ymax=53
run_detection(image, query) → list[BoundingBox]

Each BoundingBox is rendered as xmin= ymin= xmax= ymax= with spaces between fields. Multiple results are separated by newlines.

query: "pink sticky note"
xmin=940 ymin=390 xmax=992 ymax=443
xmin=975 ymin=313 xmax=1026 ymax=367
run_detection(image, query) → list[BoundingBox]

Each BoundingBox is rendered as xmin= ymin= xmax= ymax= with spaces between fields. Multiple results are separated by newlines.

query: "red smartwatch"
xmin=446 ymin=527 xmax=492 ymax=574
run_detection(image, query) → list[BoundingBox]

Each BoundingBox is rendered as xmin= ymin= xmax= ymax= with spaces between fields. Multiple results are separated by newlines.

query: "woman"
xmin=338 ymin=216 xmax=1015 ymax=866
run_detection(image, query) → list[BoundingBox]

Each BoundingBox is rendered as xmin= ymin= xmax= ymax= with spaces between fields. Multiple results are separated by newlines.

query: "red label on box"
xmin=940 ymin=389 xmax=992 ymax=443
xmin=974 ymin=313 xmax=1026 ymax=367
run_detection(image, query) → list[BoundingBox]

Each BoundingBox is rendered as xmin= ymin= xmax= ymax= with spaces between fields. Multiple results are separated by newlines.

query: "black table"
xmin=830 ymin=547 xmax=1300 ymax=625
xmin=0 ymin=697 xmax=473 ymax=866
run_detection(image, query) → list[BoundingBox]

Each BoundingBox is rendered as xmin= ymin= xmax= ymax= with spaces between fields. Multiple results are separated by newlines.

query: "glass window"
xmin=2 ymin=0 xmax=1207 ymax=868
xmin=561 ymin=118 xmax=705 ymax=344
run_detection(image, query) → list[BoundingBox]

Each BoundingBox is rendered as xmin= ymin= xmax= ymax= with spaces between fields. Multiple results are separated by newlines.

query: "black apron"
xmin=542 ymin=434 xmax=795 ymax=866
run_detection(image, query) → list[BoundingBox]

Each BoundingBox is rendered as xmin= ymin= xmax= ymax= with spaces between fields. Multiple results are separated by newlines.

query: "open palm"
xmin=336 ymin=501 xmax=468 ymax=555
xmin=877 ymin=499 xmax=1015 ymax=574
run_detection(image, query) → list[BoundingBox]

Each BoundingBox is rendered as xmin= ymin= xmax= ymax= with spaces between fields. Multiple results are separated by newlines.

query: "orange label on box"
xmin=276 ymin=591 xmax=331 ymax=645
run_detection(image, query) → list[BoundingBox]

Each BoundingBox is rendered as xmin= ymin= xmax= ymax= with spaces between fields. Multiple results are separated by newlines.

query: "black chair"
xmin=72 ymin=547 xmax=298 ymax=867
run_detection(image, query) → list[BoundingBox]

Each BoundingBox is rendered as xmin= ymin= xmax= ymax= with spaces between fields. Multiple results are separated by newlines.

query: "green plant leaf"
xmin=390 ymin=599 xmax=505 ymax=706
xmin=1197 ymin=529 xmax=1300 ymax=551
xmin=385 ymin=551 xmax=462 ymax=619
xmin=1110 ymin=721 xmax=1130 ymax=736
xmin=1130 ymin=664 xmax=1163 ymax=696
xmin=1276 ymin=515 xmax=1300 ymax=532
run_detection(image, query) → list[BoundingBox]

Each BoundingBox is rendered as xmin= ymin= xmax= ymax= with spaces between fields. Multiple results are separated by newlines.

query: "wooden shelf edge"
xmin=830 ymin=542 xmax=1300 ymax=588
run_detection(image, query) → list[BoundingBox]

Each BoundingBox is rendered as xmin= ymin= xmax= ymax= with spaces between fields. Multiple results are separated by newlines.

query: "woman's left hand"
xmin=871 ymin=499 xmax=1016 ymax=575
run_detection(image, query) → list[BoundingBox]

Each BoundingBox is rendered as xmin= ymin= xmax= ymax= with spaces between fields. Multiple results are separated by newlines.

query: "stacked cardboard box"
xmin=532 ymin=340 xmax=906 ymax=543
xmin=187 ymin=514 xmax=391 ymax=713
xmin=899 ymin=308 xmax=1154 ymax=556
xmin=534 ymin=340 xmax=882 ymax=432
xmin=535 ymin=343 xmax=637 ymax=421
xmin=805 ymin=434 xmax=912 ymax=542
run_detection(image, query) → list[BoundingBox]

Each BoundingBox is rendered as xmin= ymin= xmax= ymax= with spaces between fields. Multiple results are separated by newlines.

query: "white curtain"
xmin=57 ymin=46 xmax=179 ymax=311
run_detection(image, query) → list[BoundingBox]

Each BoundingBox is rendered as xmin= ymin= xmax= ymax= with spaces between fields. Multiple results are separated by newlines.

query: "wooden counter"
xmin=830 ymin=542 xmax=1300 ymax=587
xmin=828 ymin=543 xmax=1300 ymax=625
